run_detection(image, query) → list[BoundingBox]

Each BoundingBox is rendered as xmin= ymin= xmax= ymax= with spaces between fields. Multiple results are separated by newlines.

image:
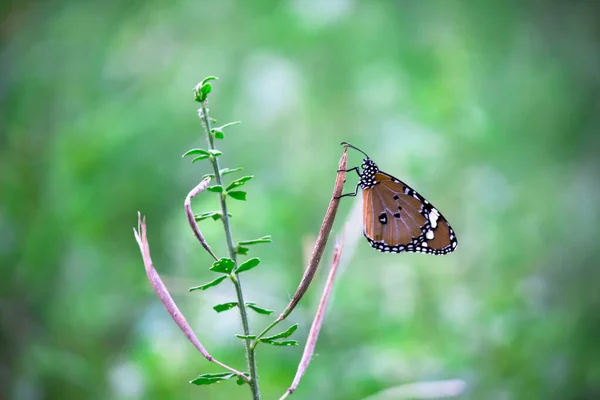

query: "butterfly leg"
xmin=337 ymin=167 xmax=360 ymax=177
xmin=335 ymin=183 xmax=360 ymax=199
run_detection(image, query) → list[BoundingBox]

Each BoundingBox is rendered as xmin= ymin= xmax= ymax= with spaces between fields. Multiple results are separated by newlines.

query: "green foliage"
xmin=235 ymin=334 xmax=257 ymax=339
xmin=182 ymin=148 xmax=210 ymax=158
xmin=236 ymin=257 xmax=260 ymax=274
xmin=236 ymin=246 xmax=250 ymax=255
xmin=238 ymin=236 xmax=272 ymax=246
xmin=259 ymin=340 xmax=298 ymax=347
xmin=210 ymin=258 xmax=235 ymax=274
xmin=202 ymin=167 xmax=243 ymax=179
xmin=194 ymin=211 xmax=221 ymax=221
xmin=212 ymin=121 xmax=241 ymax=139
xmin=189 ymin=275 xmax=228 ymax=291
xmin=235 ymin=236 xmax=272 ymax=255
xmin=245 ymin=302 xmax=273 ymax=315
xmin=226 ymin=176 xmax=253 ymax=191
xmin=213 ymin=302 xmax=238 ymax=313
xmin=207 ymin=185 xmax=224 ymax=193
xmin=193 ymin=77 xmax=218 ymax=102
xmin=227 ymin=190 xmax=247 ymax=201
xmin=261 ymin=324 xmax=298 ymax=341
xmin=190 ymin=372 xmax=237 ymax=386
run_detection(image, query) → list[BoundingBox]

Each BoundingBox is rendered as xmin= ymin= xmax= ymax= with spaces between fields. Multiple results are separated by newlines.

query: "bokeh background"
xmin=2 ymin=1 xmax=600 ymax=399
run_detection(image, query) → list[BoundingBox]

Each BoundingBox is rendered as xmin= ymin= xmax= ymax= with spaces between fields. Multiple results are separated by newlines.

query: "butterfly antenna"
xmin=340 ymin=142 xmax=370 ymax=159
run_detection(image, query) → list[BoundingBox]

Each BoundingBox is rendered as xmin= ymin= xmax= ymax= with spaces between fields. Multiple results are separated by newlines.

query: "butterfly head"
xmin=359 ymin=158 xmax=379 ymax=189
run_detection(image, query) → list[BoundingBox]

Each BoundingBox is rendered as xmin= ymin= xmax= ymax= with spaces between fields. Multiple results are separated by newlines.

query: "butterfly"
xmin=338 ymin=142 xmax=458 ymax=255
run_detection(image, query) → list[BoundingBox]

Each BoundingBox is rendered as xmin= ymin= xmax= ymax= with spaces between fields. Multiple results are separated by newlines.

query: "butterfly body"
xmin=341 ymin=144 xmax=458 ymax=255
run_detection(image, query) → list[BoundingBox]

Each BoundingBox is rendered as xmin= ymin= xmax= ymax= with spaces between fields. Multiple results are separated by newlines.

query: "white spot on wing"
xmin=429 ymin=212 xmax=439 ymax=228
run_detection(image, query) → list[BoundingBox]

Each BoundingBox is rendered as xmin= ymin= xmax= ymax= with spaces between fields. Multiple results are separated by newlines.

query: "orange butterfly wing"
xmin=363 ymin=172 xmax=457 ymax=255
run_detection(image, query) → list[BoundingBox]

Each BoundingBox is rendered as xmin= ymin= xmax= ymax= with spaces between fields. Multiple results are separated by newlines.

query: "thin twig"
xmin=279 ymin=227 xmax=346 ymax=399
xmin=133 ymin=212 xmax=249 ymax=382
xmin=254 ymin=148 xmax=347 ymax=344
xmin=184 ymin=177 xmax=219 ymax=261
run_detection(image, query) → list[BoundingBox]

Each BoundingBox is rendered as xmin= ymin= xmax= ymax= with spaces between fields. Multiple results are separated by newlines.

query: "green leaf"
xmin=228 ymin=191 xmax=247 ymax=201
xmin=195 ymin=211 xmax=219 ymax=222
xmin=236 ymin=246 xmax=249 ymax=255
xmin=192 ymin=155 xmax=209 ymax=163
xmin=214 ymin=212 xmax=232 ymax=220
xmin=201 ymin=76 xmax=219 ymax=86
xmin=235 ymin=334 xmax=257 ymax=339
xmin=210 ymin=258 xmax=235 ymax=273
xmin=212 ymin=128 xmax=225 ymax=139
xmin=245 ymin=302 xmax=273 ymax=315
xmin=226 ymin=176 xmax=254 ymax=191
xmin=211 ymin=121 xmax=241 ymax=139
xmin=189 ymin=275 xmax=228 ymax=292
xmin=262 ymin=324 xmax=298 ymax=341
xmin=237 ymin=373 xmax=249 ymax=385
xmin=191 ymin=150 xmax=220 ymax=163
xmin=236 ymin=257 xmax=260 ymax=274
xmin=190 ymin=372 xmax=235 ymax=385
xmin=202 ymin=167 xmax=243 ymax=179
xmin=221 ymin=167 xmax=243 ymax=176
xmin=213 ymin=302 xmax=238 ymax=313
xmin=182 ymin=148 xmax=210 ymax=158
xmin=207 ymin=185 xmax=224 ymax=193
xmin=196 ymin=211 xmax=232 ymax=221
xmin=238 ymin=235 xmax=272 ymax=246
xmin=259 ymin=339 xmax=298 ymax=347
xmin=200 ymin=83 xmax=212 ymax=98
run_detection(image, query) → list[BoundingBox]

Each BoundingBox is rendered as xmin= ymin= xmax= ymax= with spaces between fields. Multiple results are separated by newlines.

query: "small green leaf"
xmin=189 ymin=275 xmax=228 ymax=292
xmin=246 ymin=302 xmax=273 ymax=315
xmin=211 ymin=121 xmax=241 ymax=140
xmin=200 ymin=83 xmax=212 ymax=97
xmin=213 ymin=302 xmax=238 ymax=313
xmin=238 ymin=235 xmax=272 ymax=246
xmin=226 ymin=176 xmax=254 ymax=191
xmin=235 ymin=334 xmax=257 ymax=339
xmin=237 ymin=374 xmax=249 ymax=385
xmin=228 ymin=191 xmax=247 ymax=201
xmin=259 ymin=339 xmax=298 ymax=347
xmin=219 ymin=121 xmax=241 ymax=130
xmin=201 ymin=76 xmax=219 ymax=86
xmin=210 ymin=258 xmax=235 ymax=273
xmin=262 ymin=324 xmax=298 ymax=341
xmin=182 ymin=148 xmax=210 ymax=158
xmin=213 ymin=212 xmax=232 ymax=220
xmin=192 ymin=155 xmax=209 ymax=163
xmin=208 ymin=149 xmax=222 ymax=157
xmin=195 ymin=211 xmax=219 ymax=222
xmin=236 ymin=257 xmax=260 ymax=274
xmin=236 ymin=246 xmax=249 ymax=255
xmin=190 ymin=372 xmax=235 ymax=385
xmin=221 ymin=167 xmax=243 ymax=176
xmin=203 ymin=167 xmax=243 ymax=179
xmin=212 ymin=128 xmax=225 ymax=139
xmin=207 ymin=185 xmax=224 ymax=193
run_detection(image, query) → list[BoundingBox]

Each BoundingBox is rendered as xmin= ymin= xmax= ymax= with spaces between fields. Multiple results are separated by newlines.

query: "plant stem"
xmin=199 ymin=103 xmax=260 ymax=400
xmin=253 ymin=149 xmax=347 ymax=347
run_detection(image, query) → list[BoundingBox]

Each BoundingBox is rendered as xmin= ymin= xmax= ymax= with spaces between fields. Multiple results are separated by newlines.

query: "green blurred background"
xmin=2 ymin=1 xmax=600 ymax=399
